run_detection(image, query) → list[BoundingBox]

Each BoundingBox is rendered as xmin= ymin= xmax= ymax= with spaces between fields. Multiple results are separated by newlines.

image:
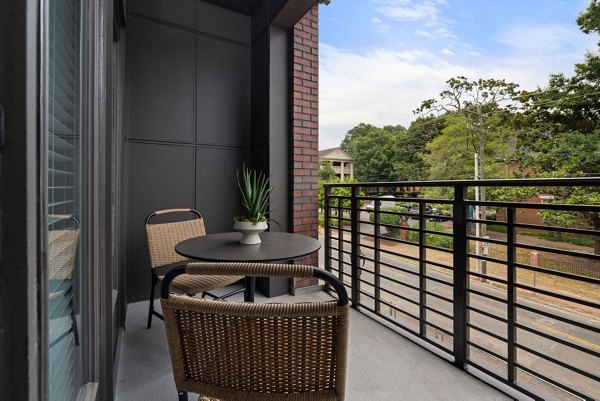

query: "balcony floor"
xmin=115 ymin=287 xmax=511 ymax=401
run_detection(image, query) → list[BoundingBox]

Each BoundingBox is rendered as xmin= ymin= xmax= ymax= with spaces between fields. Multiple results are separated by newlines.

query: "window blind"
xmin=47 ymin=0 xmax=83 ymax=399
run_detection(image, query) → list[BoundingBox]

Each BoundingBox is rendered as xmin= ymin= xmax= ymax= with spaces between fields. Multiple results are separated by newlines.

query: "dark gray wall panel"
xmin=197 ymin=1 xmax=250 ymax=44
xmin=128 ymin=0 xmax=197 ymax=30
xmin=196 ymin=36 xmax=250 ymax=147
xmin=127 ymin=17 xmax=195 ymax=143
xmin=126 ymin=142 xmax=195 ymax=301
xmin=195 ymin=147 xmax=248 ymax=233
xmin=269 ymin=27 xmax=289 ymax=232
xmin=251 ymin=30 xmax=270 ymax=149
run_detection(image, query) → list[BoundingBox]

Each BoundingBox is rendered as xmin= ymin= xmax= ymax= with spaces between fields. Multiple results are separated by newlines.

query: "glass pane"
xmin=47 ymin=0 xmax=84 ymax=399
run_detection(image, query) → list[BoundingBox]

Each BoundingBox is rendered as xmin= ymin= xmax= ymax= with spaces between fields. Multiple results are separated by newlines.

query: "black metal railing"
xmin=324 ymin=178 xmax=600 ymax=401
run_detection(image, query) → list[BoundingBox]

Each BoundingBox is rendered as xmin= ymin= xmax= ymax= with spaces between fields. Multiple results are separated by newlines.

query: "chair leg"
xmin=178 ymin=391 xmax=188 ymax=401
xmin=70 ymin=305 xmax=79 ymax=346
xmin=147 ymin=273 xmax=157 ymax=329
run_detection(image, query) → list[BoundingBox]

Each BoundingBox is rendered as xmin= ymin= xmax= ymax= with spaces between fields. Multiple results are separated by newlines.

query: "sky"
xmin=318 ymin=0 xmax=598 ymax=149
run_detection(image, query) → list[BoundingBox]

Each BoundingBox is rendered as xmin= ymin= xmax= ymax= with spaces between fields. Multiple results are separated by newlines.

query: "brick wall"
xmin=291 ymin=5 xmax=320 ymax=289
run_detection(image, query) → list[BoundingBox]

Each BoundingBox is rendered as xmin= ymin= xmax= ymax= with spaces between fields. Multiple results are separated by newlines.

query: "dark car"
xmin=428 ymin=210 xmax=451 ymax=222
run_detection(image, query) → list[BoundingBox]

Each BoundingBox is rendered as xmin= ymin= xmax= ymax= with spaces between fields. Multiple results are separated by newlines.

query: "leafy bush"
xmin=407 ymin=221 xmax=453 ymax=249
xmin=369 ymin=206 xmax=408 ymax=238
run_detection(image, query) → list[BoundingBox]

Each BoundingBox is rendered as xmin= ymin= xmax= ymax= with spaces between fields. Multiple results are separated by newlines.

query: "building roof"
xmin=319 ymin=147 xmax=353 ymax=161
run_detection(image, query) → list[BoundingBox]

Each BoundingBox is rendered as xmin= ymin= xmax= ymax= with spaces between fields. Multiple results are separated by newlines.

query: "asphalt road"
xmin=319 ymin=229 xmax=600 ymax=400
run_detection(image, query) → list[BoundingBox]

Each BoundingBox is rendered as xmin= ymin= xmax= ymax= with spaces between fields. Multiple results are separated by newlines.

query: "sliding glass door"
xmin=47 ymin=0 xmax=85 ymax=399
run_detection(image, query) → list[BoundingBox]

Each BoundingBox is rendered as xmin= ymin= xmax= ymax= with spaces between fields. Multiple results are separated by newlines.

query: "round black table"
xmin=175 ymin=232 xmax=321 ymax=301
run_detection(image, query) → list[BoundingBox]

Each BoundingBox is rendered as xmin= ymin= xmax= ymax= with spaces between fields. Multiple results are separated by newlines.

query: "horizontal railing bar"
xmin=515 ymin=242 xmax=600 ymax=261
xmin=514 ymin=262 xmax=600 ymax=285
xmin=514 ymin=222 xmax=600 ymax=237
xmin=423 ymin=229 xmax=454 ymax=238
xmin=376 ymin=236 xmax=420 ymax=250
xmin=466 ymin=235 xmax=507 ymax=246
xmin=325 ymin=177 xmax=600 ymax=188
xmin=363 ymin=293 xmax=421 ymax=321
xmin=423 ymin=244 xmax=453 ymax=254
xmin=424 ymin=259 xmax=453 ymax=270
xmin=467 ymin=305 xmax=508 ymax=324
xmin=468 ymin=200 xmax=599 ymax=213
xmin=359 ymin=268 xmax=419 ymax=291
xmin=466 ymin=270 xmax=508 ymax=285
xmin=514 ymin=323 xmax=600 ymax=360
xmin=467 ymin=288 xmax=507 ymax=304
xmin=375 ymin=258 xmax=420 ymax=277
xmin=514 ymin=283 xmax=600 ymax=309
xmin=515 ymin=343 xmax=600 ymax=382
xmin=467 ymin=340 xmax=508 ymax=362
xmin=424 ymin=289 xmax=453 ymax=304
xmin=467 ymin=253 xmax=508 ymax=266
xmin=424 ymin=305 xmax=454 ymax=322
xmin=515 ymin=364 xmax=592 ymax=401
xmin=424 ymin=319 xmax=453 ymax=336
xmin=357 ymin=304 xmax=454 ymax=355
xmin=468 ymin=218 xmax=507 ymax=226
xmin=328 ymin=257 xmax=352 ymax=267
xmin=467 ymin=322 xmax=508 ymax=343
xmin=375 ymin=286 xmax=421 ymax=308
xmin=424 ymin=274 xmax=453 ymax=288
xmin=465 ymin=361 xmax=545 ymax=401
xmin=355 ymin=195 xmax=454 ymax=204
xmin=378 ymin=249 xmax=421 ymax=265
xmin=515 ymin=302 xmax=600 ymax=334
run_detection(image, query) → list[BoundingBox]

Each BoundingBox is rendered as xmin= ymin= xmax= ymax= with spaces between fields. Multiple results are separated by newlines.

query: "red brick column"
xmin=291 ymin=5 xmax=319 ymax=289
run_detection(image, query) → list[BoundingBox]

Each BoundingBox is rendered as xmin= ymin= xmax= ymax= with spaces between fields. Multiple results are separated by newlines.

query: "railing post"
xmin=324 ymin=185 xmax=331 ymax=274
xmin=374 ymin=196 xmax=381 ymax=314
xmin=453 ymin=185 xmax=468 ymax=369
xmin=350 ymin=186 xmax=360 ymax=307
xmin=507 ymin=207 xmax=517 ymax=383
xmin=419 ymin=202 xmax=427 ymax=336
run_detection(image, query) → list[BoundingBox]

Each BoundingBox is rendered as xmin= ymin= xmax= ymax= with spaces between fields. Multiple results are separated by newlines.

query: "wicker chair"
xmin=161 ymin=262 xmax=349 ymax=401
xmin=145 ymin=209 xmax=244 ymax=329
xmin=48 ymin=215 xmax=80 ymax=347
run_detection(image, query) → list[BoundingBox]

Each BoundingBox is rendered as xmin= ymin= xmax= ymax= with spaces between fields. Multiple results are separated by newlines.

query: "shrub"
xmin=369 ymin=206 xmax=408 ymax=238
xmin=407 ymin=221 xmax=453 ymax=249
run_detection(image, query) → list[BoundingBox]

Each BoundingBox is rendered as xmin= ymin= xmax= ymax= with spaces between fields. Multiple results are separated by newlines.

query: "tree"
xmin=319 ymin=160 xmax=337 ymax=182
xmin=339 ymin=124 xmax=407 ymax=182
xmin=340 ymin=122 xmax=439 ymax=182
xmin=515 ymin=0 xmax=600 ymax=254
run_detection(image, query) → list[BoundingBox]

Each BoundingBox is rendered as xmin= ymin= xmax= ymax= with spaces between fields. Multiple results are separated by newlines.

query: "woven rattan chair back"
xmin=145 ymin=209 xmax=206 ymax=269
xmin=48 ymin=229 xmax=80 ymax=280
xmin=161 ymin=263 xmax=349 ymax=401
xmin=48 ymin=215 xmax=80 ymax=280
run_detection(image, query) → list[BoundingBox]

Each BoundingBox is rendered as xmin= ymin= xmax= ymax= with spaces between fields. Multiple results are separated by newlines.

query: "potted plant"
xmin=233 ymin=164 xmax=273 ymax=244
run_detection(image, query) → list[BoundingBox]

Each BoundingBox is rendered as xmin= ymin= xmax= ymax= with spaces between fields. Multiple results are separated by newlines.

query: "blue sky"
xmin=318 ymin=0 xmax=597 ymax=149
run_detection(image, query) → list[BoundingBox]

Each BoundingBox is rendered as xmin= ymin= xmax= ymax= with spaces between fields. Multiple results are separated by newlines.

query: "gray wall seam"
xmin=128 ymin=12 xmax=250 ymax=47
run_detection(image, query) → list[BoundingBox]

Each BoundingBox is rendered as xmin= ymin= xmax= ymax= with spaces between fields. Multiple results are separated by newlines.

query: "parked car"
xmin=428 ymin=210 xmax=452 ymax=222
xmin=365 ymin=195 xmax=397 ymax=210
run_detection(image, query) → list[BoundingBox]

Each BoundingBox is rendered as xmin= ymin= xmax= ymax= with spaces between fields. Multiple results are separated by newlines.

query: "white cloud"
xmin=416 ymin=30 xmax=433 ymax=38
xmin=370 ymin=16 xmax=390 ymax=32
xmin=318 ymin=37 xmax=595 ymax=149
xmin=319 ymin=44 xmax=474 ymax=149
xmin=441 ymin=48 xmax=454 ymax=56
xmin=496 ymin=22 xmax=594 ymax=57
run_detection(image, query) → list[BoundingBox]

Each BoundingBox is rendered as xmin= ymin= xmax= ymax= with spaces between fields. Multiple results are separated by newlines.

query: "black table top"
xmin=175 ymin=231 xmax=321 ymax=263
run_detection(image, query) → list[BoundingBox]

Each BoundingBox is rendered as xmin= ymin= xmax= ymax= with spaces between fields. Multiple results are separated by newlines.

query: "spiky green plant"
xmin=235 ymin=164 xmax=273 ymax=224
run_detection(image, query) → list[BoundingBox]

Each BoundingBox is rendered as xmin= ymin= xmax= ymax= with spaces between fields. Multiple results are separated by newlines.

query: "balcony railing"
xmin=324 ymin=178 xmax=600 ymax=401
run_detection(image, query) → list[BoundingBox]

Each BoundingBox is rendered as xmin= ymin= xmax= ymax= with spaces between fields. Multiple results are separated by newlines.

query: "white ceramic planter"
xmin=233 ymin=220 xmax=268 ymax=245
